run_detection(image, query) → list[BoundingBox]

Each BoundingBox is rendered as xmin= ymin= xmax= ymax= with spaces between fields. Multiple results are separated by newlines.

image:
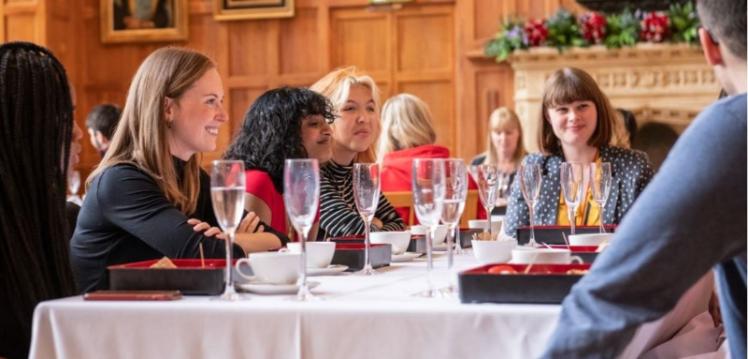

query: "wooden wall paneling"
xmin=4 ymin=1 xmax=42 ymax=42
xmin=330 ymin=8 xmax=390 ymax=73
xmin=279 ymin=6 xmax=319 ymax=76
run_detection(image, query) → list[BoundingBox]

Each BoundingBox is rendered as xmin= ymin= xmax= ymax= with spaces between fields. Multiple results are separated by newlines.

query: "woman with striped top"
xmin=310 ymin=67 xmax=405 ymax=239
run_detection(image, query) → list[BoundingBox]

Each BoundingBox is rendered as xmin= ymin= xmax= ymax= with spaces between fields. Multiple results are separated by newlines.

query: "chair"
xmin=382 ymin=189 xmax=479 ymax=228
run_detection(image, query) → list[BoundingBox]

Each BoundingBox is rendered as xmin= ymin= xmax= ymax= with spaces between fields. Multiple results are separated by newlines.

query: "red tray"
xmin=108 ymin=259 xmax=229 ymax=295
xmin=458 ymin=263 xmax=592 ymax=304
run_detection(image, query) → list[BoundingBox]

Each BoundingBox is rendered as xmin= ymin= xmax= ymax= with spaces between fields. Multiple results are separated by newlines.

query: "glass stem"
xmin=300 ymin=231 xmax=307 ymax=292
xmin=224 ymin=230 xmax=236 ymax=295
xmin=569 ymin=206 xmax=576 ymax=235
xmin=485 ymin=206 xmax=492 ymax=240
xmin=364 ymin=218 xmax=371 ymax=270
xmin=528 ymin=203 xmax=536 ymax=246
xmin=447 ymin=224 xmax=455 ymax=270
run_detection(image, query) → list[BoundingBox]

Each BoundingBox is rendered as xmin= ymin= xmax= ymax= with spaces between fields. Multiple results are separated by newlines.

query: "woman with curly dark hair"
xmin=224 ymin=87 xmax=336 ymax=241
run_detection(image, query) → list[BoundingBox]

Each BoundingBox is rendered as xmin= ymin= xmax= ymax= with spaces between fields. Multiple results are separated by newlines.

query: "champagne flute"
xmin=518 ymin=163 xmax=542 ymax=247
xmin=589 ymin=162 xmax=612 ymax=233
xmin=469 ymin=164 xmax=498 ymax=239
xmin=283 ymin=159 xmax=320 ymax=301
xmin=560 ymin=162 xmax=589 ymax=236
xmin=352 ymin=163 xmax=380 ymax=275
xmin=412 ymin=158 xmax=446 ymax=297
xmin=441 ymin=159 xmax=467 ymax=269
xmin=211 ymin=160 xmax=246 ymax=301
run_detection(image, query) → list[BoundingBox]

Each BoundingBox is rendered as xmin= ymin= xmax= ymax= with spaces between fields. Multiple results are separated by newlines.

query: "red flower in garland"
xmin=524 ymin=19 xmax=548 ymax=46
xmin=579 ymin=12 xmax=607 ymax=44
xmin=640 ymin=11 xmax=670 ymax=43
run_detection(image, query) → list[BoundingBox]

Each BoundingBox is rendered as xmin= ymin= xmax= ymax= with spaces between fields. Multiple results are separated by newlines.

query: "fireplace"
xmin=507 ymin=43 xmax=720 ymax=159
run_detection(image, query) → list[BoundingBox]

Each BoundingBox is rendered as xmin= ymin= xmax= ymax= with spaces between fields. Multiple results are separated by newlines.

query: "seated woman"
xmin=503 ymin=67 xmax=654 ymax=239
xmin=70 ymin=47 xmax=283 ymax=293
xmin=377 ymin=93 xmax=449 ymax=223
xmin=470 ymin=107 xmax=526 ymax=216
xmin=224 ymin=87 xmax=336 ymax=242
xmin=0 ymin=42 xmax=78 ymax=359
xmin=310 ymin=67 xmax=405 ymax=239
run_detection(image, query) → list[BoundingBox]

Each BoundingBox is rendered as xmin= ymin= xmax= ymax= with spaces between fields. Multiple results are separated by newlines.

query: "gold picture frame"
xmin=100 ymin=0 xmax=189 ymax=44
xmin=213 ymin=0 xmax=294 ymax=21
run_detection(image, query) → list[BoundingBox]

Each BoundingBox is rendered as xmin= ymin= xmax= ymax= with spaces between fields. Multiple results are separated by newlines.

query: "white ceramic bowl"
xmin=287 ymin=242 xmax=336 ymax=268
xmin=468 ymin=219 xmax=502 ymax=236
xmin=370 ymin=231 xmax=411 ymax=254
xmin=410 ymin=224 xmax=449 ymax=246
xmin=471 ymin=239 xmax=516 ymax=264
xmin=568 ymin=233 xmax=613 ymax=247
xmin=510 ymin=247 xmax=582 ymax=265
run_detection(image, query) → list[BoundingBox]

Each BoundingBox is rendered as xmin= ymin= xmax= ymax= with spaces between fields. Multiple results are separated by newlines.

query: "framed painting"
xmin=100 ymin=0 xmax=189 ymax=43
xmin=213 ymin=0 xmax=294 ymax=21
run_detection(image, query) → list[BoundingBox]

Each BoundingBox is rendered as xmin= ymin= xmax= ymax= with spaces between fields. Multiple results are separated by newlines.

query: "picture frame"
xmin=213 ymin=0 xmax=294 ymax=21
xmin=100 ymin=0 xmax=189 ymax=44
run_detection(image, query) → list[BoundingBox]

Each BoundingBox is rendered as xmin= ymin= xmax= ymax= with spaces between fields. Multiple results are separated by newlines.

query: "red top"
xmin=245 ymin=170 xmax=288 ymax=235
xmin=381 ymin=145 xmax=450 ymax=223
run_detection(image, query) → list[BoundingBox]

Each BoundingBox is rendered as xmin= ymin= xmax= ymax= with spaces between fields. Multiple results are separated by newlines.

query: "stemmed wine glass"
xmin=283 ymin=159 xmax=320 ymax=301
xmin=211 ymin=160 xmax=246 ymax=301
xmin=560 ymin=162 xmax=589 ymax=236
xmin=518 ymin=163 xmax=542 ymax=247
xmin=441 ymin=159 xmax=467 ymax=269
xmin=469 ymin=164 xmax=498 ymax=240
xmin=412 ymin=158 xmax=446 ymax=297
xmin=352 ymin=163 xmax=380 ymax=275
xmin=589 ymin=162 xmax=612 ymax=233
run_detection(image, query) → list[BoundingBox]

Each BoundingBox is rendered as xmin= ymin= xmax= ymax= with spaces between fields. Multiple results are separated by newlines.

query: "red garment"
xmin=380 ymin=145 xmax=450 ymax=223
xmin=245 ymin=170 xmax=288 ymax=235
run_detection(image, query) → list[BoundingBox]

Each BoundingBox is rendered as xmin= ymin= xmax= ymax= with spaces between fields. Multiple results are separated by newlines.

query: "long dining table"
xmin=29 ymin=249 xmax=712 ymax=359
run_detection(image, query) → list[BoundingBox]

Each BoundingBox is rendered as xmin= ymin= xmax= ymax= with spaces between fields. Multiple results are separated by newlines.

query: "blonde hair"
xmin=87 ymin=47 xmax=216 ymax=214
xmin=309 ymin=66 xmax=380 ymax=163
xmin=485 ymin=107 xmax=526 ymax=164
xmin=376 ymin=93 xmax=436 ymax=162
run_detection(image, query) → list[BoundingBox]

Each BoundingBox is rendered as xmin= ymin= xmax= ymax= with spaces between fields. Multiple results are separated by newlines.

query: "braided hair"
xmin=0 ymin=42 xmax=76 ymax=358
xmin=224 ymin=87 xmax=335 ymax=193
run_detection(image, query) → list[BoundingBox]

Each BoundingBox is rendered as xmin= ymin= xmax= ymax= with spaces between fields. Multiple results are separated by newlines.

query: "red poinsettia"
xmin=640 ymin=11 xmax=670 ymax=43
xmin=579 ymin=12 xmax=607 ymax=44
xmin=524 ymin=19 xmax=548 ymax=46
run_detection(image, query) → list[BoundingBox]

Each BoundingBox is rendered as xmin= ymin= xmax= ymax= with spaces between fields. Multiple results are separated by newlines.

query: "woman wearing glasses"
xmin=503 ymin=67 xmax=654 ymax=239
xmin=224 ymin=87 xmax=336 ymax=242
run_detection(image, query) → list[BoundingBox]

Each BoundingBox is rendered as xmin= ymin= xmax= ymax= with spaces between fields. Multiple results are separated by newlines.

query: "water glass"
xmin=589 ymin=162 xmax=612 ymax=233
xmin=441 ymin=159 xmax=467 ymax=267
xmin=518 ymin=163 xmax=542 ymax=246
xmin=211 ymin=160 xmax=246 ymax=301
xmin=283 ymin=159 xmax=320 ymax=301
xmin=412 ymin=158 xmax=446 ymax=297
xmin=352 ymin=163 xmax=380 ymax=275
xmin=469 ymin=164 xmax=498 ymax=239
xmin=560 ymin=162 xmax=589 ymax=235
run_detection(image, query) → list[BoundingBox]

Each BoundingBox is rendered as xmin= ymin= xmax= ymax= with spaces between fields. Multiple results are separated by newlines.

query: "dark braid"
xmin=0 ymin=42 xmax=75 ymax=359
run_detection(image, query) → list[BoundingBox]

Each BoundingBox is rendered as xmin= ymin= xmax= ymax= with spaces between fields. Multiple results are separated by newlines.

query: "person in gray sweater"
xmin=542 ymin=1 xmax=746 ymax=357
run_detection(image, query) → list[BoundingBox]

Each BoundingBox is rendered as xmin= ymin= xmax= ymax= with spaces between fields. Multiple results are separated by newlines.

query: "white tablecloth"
xmin=29 ymin=251 xmax=712 ymax=359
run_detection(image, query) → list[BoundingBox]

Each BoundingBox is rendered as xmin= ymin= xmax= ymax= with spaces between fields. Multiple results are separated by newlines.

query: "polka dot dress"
xmin=504 ymin=146 xmax=654 ymax=238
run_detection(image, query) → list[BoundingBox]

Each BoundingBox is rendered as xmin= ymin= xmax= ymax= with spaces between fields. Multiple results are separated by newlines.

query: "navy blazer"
xmin=503 ymin=146 xmax=654 ymax=238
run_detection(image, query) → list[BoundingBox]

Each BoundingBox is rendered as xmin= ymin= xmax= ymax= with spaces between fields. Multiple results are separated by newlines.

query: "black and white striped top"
xmin=318 ymin=160 xmax=405 ymax=239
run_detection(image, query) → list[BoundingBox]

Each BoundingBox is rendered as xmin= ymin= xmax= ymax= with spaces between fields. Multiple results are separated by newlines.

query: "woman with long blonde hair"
xmin=71 ymin=47 xmax=281 ymax=293
xmin=471 ymin=107 xmax=526 ymax=216
xmin=310 ymin=67 xmax=405 ymax=238
xmin=377 ymin=93 xmax=449 ymax=223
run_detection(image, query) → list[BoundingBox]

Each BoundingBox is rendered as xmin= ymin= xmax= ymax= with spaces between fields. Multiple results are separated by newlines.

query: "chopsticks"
xmin=199 ymin=242 xmax=205 ymax=268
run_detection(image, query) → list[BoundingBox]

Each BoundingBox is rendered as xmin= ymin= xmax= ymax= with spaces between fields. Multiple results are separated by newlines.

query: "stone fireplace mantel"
xmin=507 ymin=43 xmax=719 ymax=152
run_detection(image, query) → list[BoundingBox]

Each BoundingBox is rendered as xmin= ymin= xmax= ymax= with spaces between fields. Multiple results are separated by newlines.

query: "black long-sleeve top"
xmin=70 ymin=159 xmax=251 ymax=293
xmin=318 ymin=160 xmax=405 ymax=239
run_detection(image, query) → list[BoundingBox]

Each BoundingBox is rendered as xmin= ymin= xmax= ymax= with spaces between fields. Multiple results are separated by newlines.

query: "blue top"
xmin=542 ymin=94 xmax=747 ymax=358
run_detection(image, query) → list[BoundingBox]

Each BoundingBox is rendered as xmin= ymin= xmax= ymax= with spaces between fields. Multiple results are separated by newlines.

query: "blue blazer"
xmin=503 ymin=146 xmax=654 ymax=238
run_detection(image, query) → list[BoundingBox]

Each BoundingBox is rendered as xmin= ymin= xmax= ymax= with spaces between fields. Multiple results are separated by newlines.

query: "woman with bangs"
xmin=471 ymin=107 xmax=527 ymax=216
xmin=503 ymin=67 xmax=654 ymax=239
xmin=71 ymin=47 xmax=281 ymax=293
xmin=224 ymin=87 xmax=336 ymax=242
xmin=310 ymin=67 xmax=405 ymax=239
